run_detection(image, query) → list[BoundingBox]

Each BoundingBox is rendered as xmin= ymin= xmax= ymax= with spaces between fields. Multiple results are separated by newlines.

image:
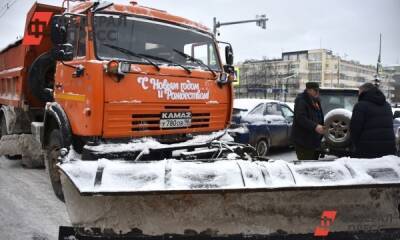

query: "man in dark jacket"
xmin=350 ymin=83 xmax=396 ymax=158
xmin=291 ymin=82 xmax=325 ymax=160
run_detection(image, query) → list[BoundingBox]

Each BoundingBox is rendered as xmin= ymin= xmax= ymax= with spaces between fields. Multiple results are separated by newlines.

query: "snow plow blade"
xmin=59 ymin=156 xmax=400 ymax=238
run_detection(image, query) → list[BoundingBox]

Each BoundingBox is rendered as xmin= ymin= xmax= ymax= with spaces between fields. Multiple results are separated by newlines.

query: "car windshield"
xmin=320 ymin=92 xmax=358 ymax=113
xmin=94 ymin=14 xmax=221 ymax=71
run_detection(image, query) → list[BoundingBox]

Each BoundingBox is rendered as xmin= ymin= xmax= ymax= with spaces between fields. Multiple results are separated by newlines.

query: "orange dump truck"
xmin=0 ymin=1 xmax=238 ymax=200
xmin=3 ymin=2 xmax=400 ymax=240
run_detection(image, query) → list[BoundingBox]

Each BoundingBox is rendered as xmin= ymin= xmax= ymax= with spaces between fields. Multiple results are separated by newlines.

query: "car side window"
xmin=264 ymin=103 xmax=281 ymax=116
xmin=248 ymin=103 xmax=265 ymax=116
xmin=281 ymin=105 xmax=294 ymax=120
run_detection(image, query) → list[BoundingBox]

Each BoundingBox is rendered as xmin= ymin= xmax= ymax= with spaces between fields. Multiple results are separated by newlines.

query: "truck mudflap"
xmin=59 ymin=155 xmax=400 ymax=238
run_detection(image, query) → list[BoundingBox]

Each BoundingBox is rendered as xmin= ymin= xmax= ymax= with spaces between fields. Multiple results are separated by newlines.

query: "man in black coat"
xmin=350 ymin=83 xmax=396 ymax=158
xmin=291 ymin=82 xmax=325 ymax=160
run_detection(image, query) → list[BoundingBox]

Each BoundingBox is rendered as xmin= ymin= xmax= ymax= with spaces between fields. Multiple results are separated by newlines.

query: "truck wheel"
xmin=0 ymin=115 xmax=21 ymax=160
xmin=45 ymin=129 xmax=64 ymax=202
xmin=0 ymin=116 xmax=6 ymax=137
xmin=324 ymin=109 xmax=352 ymax=148
xmin=256 ymin=139 xmax=269 ymax=157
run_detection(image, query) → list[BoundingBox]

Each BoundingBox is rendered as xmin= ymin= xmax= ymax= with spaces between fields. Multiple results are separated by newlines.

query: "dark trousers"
xmin=295 ymin=145 xmax=319 ymax=160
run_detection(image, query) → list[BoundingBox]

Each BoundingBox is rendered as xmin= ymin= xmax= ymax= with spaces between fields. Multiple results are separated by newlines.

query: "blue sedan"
xmin=230 ymin=100 xmax=294 ymax=156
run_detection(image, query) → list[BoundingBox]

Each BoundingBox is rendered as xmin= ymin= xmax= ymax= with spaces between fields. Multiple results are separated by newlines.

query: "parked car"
xmin=284 ymin=102 xmax=295 ymax=112
xmin=393 ymin=107 xmax=400 ymax=119
xmin=319 ymin=88 xmax=400 ymax=157
xmin=230 ymin=99 xmax=294 ymax=156
xmin=231 ymin=98 xmax=269 ymax=124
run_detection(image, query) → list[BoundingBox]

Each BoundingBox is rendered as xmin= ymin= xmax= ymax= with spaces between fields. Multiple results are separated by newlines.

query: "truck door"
xmin=54 ymin=16 xmax=93 ymax=135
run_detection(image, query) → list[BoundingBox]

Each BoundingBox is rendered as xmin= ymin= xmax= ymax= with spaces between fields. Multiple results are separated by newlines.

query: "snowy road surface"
xmin=0 ymin=147 xmax=299 ymax=240
xmin=0 ymin=157 xmax=69 ymax=240
xmin=268 ymin=147 xmax=297 ymax=161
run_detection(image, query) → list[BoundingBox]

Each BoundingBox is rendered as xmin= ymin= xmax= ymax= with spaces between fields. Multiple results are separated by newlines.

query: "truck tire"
xmin=256 ymin=139 xmax=270 ymax=157
xmin=0 ymin=115 xmax=21 ymax=160
xmin=45 ymin=129 xmax=64 ymax=202
xmin=28 ymin=52 xmax=55 ymax=103
xmin=324 ymin=109 xmax=352 ymax=148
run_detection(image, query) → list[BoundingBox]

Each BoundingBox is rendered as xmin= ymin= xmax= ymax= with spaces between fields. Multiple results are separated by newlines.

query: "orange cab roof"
xmin=69 ymin=1 xmax=210 ymax=34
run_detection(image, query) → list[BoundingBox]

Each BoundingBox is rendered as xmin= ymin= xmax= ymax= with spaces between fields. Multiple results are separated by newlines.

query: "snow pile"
xmin=169 ymin=160 xmax=245 ymax=189
xmin=85 ymin=130 xmax=231 ymax=154
xmin=99 ymin=159 xmax=166 ymax=192
xmin=240 ymin=115 xmax=287 ymax=127
xmin=60 ymin=160 xmax=98 ymax=191
xmin=59 ymin=155 xmax=400 ymax=194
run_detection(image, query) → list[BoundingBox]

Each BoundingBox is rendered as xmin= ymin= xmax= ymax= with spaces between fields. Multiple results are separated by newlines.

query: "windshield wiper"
xmin=138 ymin=53 xmax=192 ymax=75
xmin=101 ymin=43 xmax=160 ymax=71
xmin=172 ymin=49 xmax=217 ymax=77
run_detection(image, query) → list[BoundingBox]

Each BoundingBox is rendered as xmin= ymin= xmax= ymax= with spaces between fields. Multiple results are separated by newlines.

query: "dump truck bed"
xmin=0 ymin=3 xmax=63 ymax=108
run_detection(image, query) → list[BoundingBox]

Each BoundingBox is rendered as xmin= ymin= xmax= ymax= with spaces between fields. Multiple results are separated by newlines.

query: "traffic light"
xmin=256 ymin=14 xmax=267 ymax=29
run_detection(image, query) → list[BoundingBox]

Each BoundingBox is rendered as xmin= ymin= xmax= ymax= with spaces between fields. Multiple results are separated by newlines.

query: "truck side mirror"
xmin=225 ymin=45 xmax=234 ymax=66
xmin=52 ymin=43 xmax=73 ymax=61
xmin=50 ymin=15 xmax=73 ymax=61
xmin=51 ymin=15 xmax=68 ymax=45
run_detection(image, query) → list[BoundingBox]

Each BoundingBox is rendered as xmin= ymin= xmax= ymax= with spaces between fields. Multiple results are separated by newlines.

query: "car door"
xmin=242 ymin=103 xmax=269 ymax=146
xmin=280 ymin=104 xmax=295 ymax=146
xmin=264 ymin=103 xmax=287 ymax=147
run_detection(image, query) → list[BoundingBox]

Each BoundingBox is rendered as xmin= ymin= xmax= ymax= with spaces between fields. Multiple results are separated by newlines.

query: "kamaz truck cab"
xmin=0 ymin=1 xmax=236 ymax=201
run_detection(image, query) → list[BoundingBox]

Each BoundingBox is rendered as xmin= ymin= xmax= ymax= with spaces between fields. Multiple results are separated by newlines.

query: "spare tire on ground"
xmin=324 ymin=109 xmax=352 ymax=148
xmin=28 ymin=52 xmax=56 ymax=103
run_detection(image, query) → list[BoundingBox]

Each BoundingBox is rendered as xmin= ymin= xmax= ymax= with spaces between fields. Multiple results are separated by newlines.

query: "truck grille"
xmin=104 ymin=103 xmax=227 ymax=138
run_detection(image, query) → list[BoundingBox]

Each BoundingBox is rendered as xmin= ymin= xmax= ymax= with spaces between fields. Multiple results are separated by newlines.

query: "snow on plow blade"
xmin=59 ymin=156 xmax=400 ymax=237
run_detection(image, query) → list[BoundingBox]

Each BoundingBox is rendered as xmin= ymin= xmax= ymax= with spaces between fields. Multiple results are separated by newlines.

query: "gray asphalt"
xmin=0 ymin=157 xmax=69 ymax=240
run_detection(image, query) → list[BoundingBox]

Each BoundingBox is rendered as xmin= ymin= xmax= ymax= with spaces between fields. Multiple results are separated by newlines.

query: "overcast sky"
xmin=0 ymin=0 xmax=399 ymax=66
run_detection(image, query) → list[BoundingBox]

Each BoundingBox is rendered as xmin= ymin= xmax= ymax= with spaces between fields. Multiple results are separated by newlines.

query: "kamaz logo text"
xmin=161 ymin=112 xmax=191 ymax=119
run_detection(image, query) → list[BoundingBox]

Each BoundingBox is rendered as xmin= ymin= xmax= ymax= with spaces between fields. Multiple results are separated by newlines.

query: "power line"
xmin=0 ymin=0 xmax=18 ymax=19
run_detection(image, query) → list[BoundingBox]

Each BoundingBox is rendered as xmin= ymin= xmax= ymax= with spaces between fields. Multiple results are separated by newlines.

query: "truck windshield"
xmin=94 ymin=14 xmax=221 ymax=71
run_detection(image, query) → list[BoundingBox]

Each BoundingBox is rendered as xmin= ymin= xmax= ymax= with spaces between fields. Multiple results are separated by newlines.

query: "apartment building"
xmin=236 ymin=49 xmax=394 ymax=102
xmin=384 ymin=65 xmax=400 ymax=103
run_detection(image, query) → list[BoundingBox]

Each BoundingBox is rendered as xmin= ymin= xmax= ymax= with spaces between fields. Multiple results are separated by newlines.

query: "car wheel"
xmin=324 ymin=109 xmax=352 ymax=148
xmin=45 ymin=129 xmax=64 ymax=202
xmin=256 ymin=139 xmax=269 ymax=157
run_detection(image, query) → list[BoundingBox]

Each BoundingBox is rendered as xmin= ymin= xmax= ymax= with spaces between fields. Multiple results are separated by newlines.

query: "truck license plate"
xmin=160 ymin=112 xmax=192 ymax=129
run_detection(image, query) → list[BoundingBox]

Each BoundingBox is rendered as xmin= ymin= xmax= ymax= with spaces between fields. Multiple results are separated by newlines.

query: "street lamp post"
xmin=282 ymin=73 xmax=297 ymax=102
